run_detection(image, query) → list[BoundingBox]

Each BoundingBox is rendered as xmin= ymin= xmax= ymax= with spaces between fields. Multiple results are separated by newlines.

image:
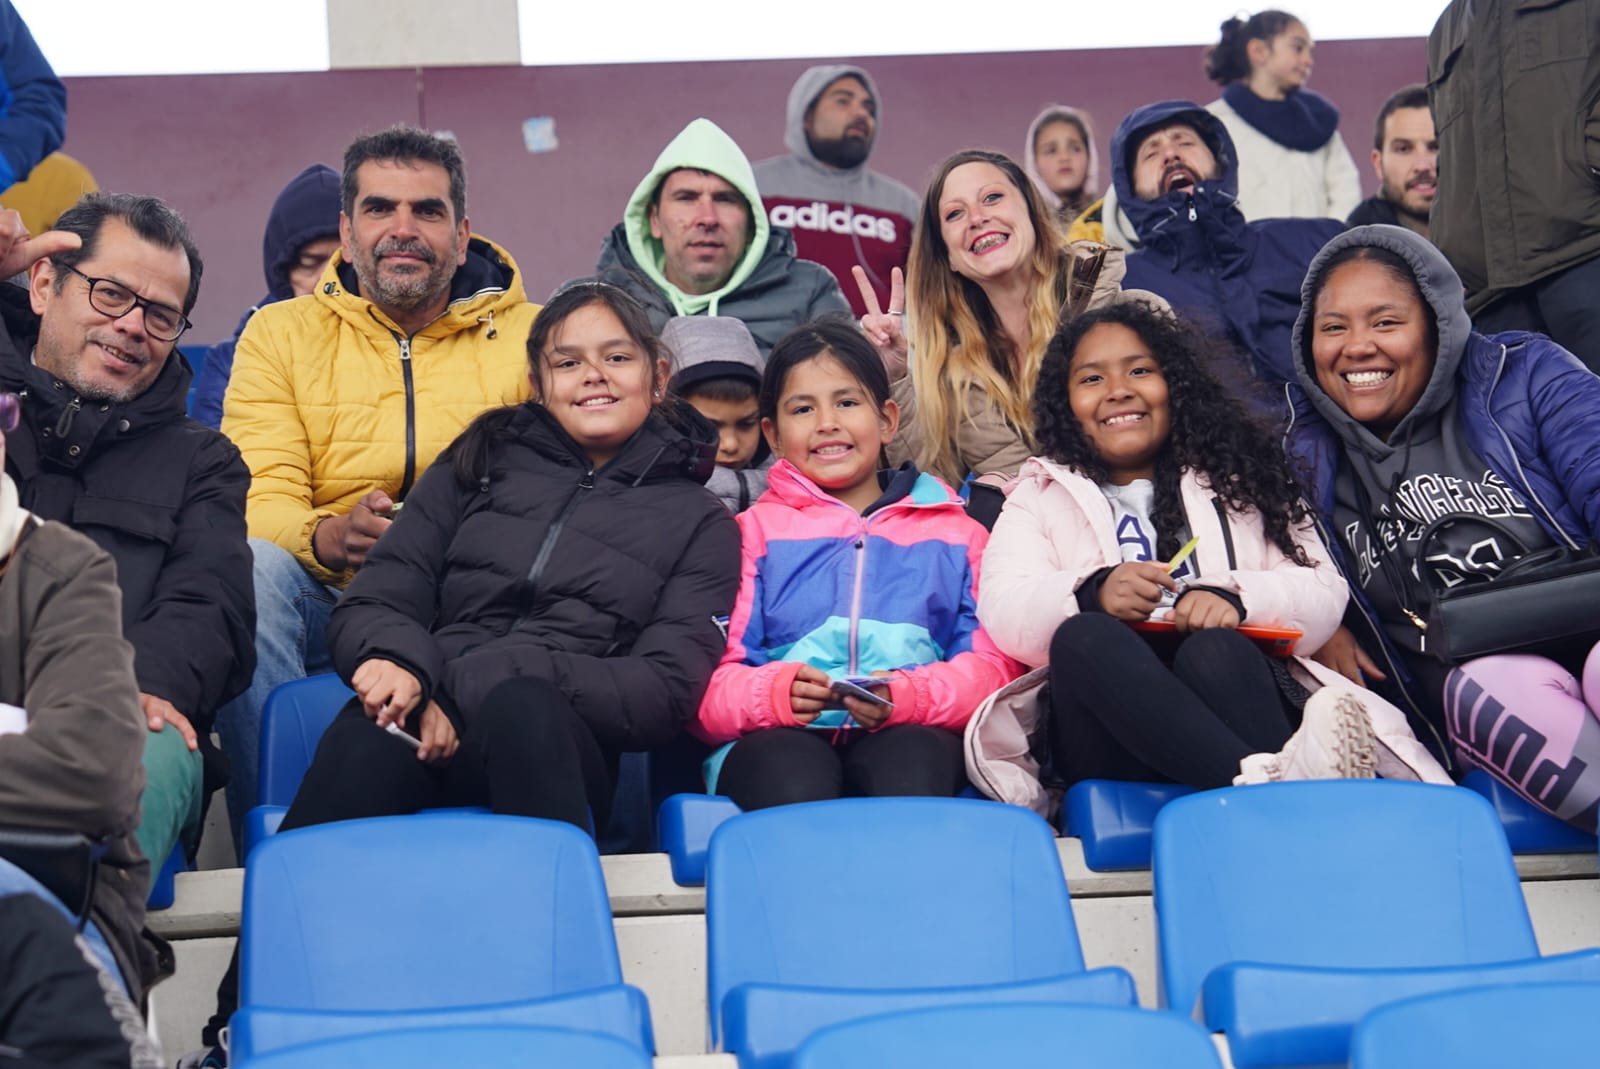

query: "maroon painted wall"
xmin=60 ymin=38 xmax=1427 ymax=343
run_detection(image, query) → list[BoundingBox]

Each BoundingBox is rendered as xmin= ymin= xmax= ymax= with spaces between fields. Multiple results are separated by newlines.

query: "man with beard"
xmin=214 ymin=126 xmax=537 ymax=857
xmin=1110 ymin=100 xmax=1344 ymax=426
xmin=753 ymin=65 xmax=917 ymax=317
xmin=1348 ymin=85 xmax=1437 ymax=238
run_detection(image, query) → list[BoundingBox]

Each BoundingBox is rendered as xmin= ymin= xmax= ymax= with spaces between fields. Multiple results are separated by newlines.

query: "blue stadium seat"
xmin=1459 ymin=770 xmax=1598 ymax=854
xmin=657 ymin=793 xmax=742 ymax=885
xmin=1152 ymin=781 xmax=1600 ymax=1068
xmin=145 ymin=842 xmax=187 ymax=910
xmin=1062 ymin=779 xmax=1196 ymax=870
xmin=242 ymin=674 xmax=354 ymax=859
xmin=229 ymin=812 xmax=653 ymax=1060
xmin=706 ymin=797 xmax=1137 ymax=1069
xmin=792 ymin=1002 xmax=1221 ymax=1069
xmin=1349 ymin=982 xmax=1600 ymax=1068
xmin=234 ymin=1024 xmax=652 ymax=1068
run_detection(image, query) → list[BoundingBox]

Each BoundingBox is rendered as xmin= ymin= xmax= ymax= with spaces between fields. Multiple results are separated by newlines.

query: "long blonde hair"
xmin=906 ymin=149 xmax=1078 ymax=486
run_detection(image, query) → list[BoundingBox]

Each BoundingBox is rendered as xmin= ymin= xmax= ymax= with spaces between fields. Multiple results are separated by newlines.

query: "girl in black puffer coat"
xmin=285 ymin=281 xmax=742 ymax=834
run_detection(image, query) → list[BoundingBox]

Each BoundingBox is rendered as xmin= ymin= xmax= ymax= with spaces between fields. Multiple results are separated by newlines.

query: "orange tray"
xmin=1128 ymin=618 xmax=1301 ymax=658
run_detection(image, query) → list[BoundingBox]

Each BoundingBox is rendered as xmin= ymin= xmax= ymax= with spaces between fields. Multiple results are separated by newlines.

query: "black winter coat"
xmin=0 ymin=289 xmax=255 ymax=741
xmin=328 ymin=401 xmax=742 ymax=752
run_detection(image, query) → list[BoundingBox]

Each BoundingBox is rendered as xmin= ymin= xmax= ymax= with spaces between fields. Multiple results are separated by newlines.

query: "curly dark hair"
xmin=1033 ymin=301 xmax=1313 ymax=566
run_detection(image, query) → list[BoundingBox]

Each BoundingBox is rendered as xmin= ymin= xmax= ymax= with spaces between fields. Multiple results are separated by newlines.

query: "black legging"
xmin=1049 ymin=613 xmax=1297 ymax=789
xmin=280 ymin=676 xmax=613 ymax=835
xmin=202 ymin=675 xmax=612 ymax=1048
xmin=717 ymin=725 xmax=967 ymax=810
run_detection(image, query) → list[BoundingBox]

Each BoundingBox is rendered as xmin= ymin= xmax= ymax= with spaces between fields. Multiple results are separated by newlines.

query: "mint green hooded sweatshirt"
xmin=623 ymin=118 xmax=770 ymax=317
xmin=595 ymin=118 xmax=849 ymax=354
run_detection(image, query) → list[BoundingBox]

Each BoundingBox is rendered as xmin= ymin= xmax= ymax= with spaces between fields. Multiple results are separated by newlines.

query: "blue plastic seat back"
xmin=241 ymin=812 xmax=624 ymax=1011
xmin=258 ymin=674 xmax=355 ymax=806
xmin=706 ymin=798 xmax=1087 ymax=1038
xmin=146 ymin=842 xmax=187 ymax=910
xmin=1459 ymin=770 xmax=1598 ymax=854
xmin=1063 ymin=780 xmax=1197 ymax=870
xmin=234 ymin=1023 xmax=652 ymax=1068
xmin=657 ymin=793 xmax=743 ymax=886
xmin=1152 ymin=781 xmax=1539 ymax=1016
xmin=793 ymin=1002 xmax=1221 ymax=1069
xmin=1350 ymin=981 xmax=1600 ymax=1068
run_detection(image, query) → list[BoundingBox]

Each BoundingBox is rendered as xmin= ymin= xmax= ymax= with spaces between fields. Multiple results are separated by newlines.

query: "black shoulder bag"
xmin=1416 ymin=514 xmax=1600 ymax=664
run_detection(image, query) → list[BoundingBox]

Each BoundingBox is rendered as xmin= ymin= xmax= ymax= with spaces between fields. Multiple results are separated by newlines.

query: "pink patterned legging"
xmin=1444 ymin=643 xmax=1600 ymax=832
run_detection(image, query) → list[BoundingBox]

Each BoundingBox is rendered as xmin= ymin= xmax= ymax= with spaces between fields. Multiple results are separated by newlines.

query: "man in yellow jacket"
xmin=215 ymin=126 xmax=538 ymax=857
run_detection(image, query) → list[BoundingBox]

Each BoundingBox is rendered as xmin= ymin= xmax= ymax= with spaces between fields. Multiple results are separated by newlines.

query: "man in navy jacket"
xmin=1111 ymin=100 xmax=1344 ymax=423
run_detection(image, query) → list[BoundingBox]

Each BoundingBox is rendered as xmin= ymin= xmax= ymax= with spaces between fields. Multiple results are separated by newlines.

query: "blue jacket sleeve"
xmin=189 ymin=338 xmax=236 ymax=430
xmin=0 ymin=2 xmax=65 ymax=190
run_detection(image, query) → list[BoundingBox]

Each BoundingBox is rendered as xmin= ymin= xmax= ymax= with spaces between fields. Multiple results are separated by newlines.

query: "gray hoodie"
xmin=752 ymin=64 xmax=919 ymax=317
xmin=1291 ymin=225 xmax=1553 ymax=659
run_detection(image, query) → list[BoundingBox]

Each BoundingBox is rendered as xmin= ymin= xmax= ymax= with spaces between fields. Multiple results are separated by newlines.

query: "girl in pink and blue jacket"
xmin=692 ymin=318 xmax=1021 ymax=809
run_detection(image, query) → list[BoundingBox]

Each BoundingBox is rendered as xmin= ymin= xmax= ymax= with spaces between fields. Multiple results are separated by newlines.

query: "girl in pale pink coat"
xmin=967 ymin=302 xmax=1446 ymax=814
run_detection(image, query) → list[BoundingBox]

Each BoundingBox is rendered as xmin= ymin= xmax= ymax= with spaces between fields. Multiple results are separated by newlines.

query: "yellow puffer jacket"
xmin=223 ymin=234 xmax=539 ymax=586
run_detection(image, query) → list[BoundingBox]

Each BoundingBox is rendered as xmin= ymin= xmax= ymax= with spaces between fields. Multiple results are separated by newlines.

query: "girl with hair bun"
xmin=1203 ymin=9 xmax=1361 ymax=221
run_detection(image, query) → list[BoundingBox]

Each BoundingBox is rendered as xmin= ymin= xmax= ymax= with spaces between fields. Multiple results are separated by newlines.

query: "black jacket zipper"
xmin=522 ymin=470 xmax=595 ymax=603
xmin=396 ymin=335 xmax=417 ymax=498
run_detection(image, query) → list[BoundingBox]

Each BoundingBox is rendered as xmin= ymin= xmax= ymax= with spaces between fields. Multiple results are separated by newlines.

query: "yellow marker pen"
xmin=1166 ymin=535 xmax=1200 ymax=575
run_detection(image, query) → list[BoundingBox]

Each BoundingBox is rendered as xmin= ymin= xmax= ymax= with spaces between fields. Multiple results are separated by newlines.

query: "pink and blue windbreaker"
xmin=693 ymin=459 xmax=1023 ymax=762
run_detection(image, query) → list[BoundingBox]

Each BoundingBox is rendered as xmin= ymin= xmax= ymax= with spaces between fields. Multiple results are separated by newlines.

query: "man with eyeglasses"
xmin=0 ymin=191 xmax=255 ymax=999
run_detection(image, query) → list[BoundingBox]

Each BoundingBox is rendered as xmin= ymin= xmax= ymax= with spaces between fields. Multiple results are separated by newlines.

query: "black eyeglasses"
xmin=0 ymin=392 xmax=18 ymax=433
xmin=63 ymin=264 xmax=191 ymax=342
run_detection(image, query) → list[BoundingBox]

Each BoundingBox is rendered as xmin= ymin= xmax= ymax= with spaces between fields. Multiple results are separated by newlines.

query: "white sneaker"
xmin=1236 ymin=686 xmax=1379 ymax=785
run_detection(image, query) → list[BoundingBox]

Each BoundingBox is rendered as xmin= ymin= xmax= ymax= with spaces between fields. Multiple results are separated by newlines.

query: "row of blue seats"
xmin=235 ymin=988 xmax=1600 ymax=1069
xmin=229 ymin=784 xmax=1600 ymax=1068
xmin=208 ymin=672 xmax=1599 ymax=887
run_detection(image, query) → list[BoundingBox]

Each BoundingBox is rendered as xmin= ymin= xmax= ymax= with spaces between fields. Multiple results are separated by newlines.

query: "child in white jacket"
xmin=972 ymin=302 xmax=1446 ymax=806
xmin=1203 ymin=10 xmax=1359 ymax=222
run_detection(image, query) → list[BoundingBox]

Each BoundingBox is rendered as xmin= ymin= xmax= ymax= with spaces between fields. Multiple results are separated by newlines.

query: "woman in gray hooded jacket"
xmin=1292 ymin=224 xmax=1600 ymax=832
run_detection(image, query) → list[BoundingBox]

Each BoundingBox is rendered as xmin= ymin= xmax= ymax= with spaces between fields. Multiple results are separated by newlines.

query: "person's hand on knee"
xmin=415 ymin=701 xmax=458 ymax=765
xmin=140 ymin=693 xmax=198 ymax=751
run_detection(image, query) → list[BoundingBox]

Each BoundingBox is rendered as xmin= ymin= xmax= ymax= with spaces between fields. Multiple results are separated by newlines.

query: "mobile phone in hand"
xmin=384 ymin=721 xmax=421 ymax=749
xmin=828 ymin=677 xmax=894 ymax=709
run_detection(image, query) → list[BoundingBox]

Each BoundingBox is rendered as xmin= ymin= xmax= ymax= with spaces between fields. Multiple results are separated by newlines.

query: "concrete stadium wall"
xmin=59 ymin=38 xmax=1425 ymax=343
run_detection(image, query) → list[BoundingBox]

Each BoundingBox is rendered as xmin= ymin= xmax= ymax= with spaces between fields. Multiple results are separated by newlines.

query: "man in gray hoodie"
xmin=753 ymin=64 xmax=919 ymax=318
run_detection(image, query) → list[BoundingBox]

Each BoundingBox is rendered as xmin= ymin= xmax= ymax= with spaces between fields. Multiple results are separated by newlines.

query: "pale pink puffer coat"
xmin=964 ymin=457 xmax=1450 ymax=817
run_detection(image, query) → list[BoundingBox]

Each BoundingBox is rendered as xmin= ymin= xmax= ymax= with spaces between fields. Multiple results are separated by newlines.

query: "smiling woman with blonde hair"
xmin=857 ymin=149 xmax=1157 ymax=525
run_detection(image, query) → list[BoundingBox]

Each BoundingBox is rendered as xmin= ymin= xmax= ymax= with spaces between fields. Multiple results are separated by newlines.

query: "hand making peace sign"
xmin=852 ymin=264 xmax=908 ymax=380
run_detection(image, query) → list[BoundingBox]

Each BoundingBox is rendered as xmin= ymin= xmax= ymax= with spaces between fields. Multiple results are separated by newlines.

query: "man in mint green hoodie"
xmin=596 ymin=117 xmax=848 ymax=356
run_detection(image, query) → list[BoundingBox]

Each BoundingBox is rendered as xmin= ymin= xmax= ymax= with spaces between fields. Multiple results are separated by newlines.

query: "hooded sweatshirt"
xmin=1295 ymin=232 xmax=1553 ymax=664
xmin=596 ymin=118 xmax=849 ymax=355
xmin=1023 ymin=104 xmax=1102 ymax=226
xmin=752 ymin=65 xmax=919 ymax=318
xmin=190 ymin=164 xmax=342 ymax=428
xmin=1112 ymin=100 xmax=1344 ymax=420
xmin=1289 ymin=226 xmax=1599 ymax=738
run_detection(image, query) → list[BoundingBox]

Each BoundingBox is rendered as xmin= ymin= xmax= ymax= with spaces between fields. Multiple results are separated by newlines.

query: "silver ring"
xmin=888 ymin=310 xmax=905 ymax=316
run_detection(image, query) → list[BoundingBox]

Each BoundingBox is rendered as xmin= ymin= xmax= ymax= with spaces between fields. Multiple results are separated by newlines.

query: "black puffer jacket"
xmin=328 ymin=400 xmax=741 ymax=751
xmin=0 ymin=287 xmax=255 ymax=742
